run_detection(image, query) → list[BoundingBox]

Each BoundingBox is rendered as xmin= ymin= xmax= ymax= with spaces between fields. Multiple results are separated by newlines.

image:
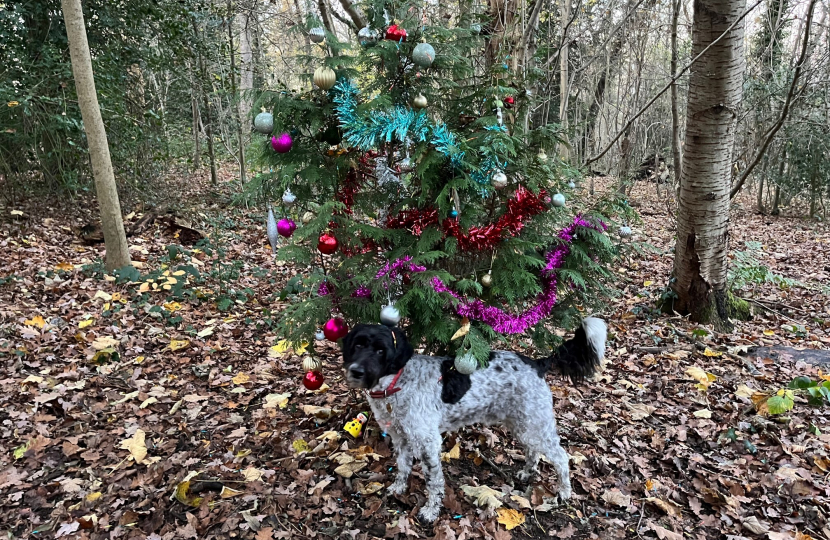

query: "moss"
xmin=727 ymin=293 xmax=753 ymax=321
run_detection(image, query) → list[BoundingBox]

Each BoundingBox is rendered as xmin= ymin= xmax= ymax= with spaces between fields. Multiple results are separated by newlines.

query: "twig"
xmin=584 ymin=0 xmax=763 ymax=166
xmin=742 ymin=298 xmax=803 ymax=325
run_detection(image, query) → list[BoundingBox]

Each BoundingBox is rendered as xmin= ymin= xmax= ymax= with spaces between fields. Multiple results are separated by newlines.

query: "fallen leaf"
xmin=220 ymin=486 xmax=243 ymax=498
xmin=120 ymin=429 xmax=148 ymax=464
xmin=702 ymin=347 xmax=723 ymax=357
xmin=93 ymin=290 xmax=112 ymax=302
xmin=24 ymin=315 xmax=46 ymax=328
xmin=601 ymin=489 xmax=631 ymax=508
xmin=461 ymin=485 xmax=503 ymax=510
xmin=743 ymin=516 xmax=770 ymax=534
xmin=763 ymin=329 xmax=775 ymax=336
xmin=735 ymin=384 xmax=755 ymax=398
xmin=170 ymin=339 xmax=190 ymax=352
xmin=693 ymin=409 xmax=712 ymax=419
xmin=174 ymin=481 xmax=203 ymax=507
xmin=92 ymin=336 xmax=119 ymax=350
xmin=242 ymin=467 xmax=264 ymax=482
xmin=651 ymin=523 xmax=683 ymax=540
xmin=685 ymin=366 xmax=717 ymax=388
xmin=232 ymin=372 xmax=251 ymax=385
xmin=441 ymin=443 xmax=461 ymax=462
xmin=646 ymin=497 xmax=681 ymax=517
xmin=496 ymin=508 xmax=525 ymax=530
xmin=263 ymin=393 xmax=291 ymax=409
xmin=359 ymin=482 xmax=384 ymax=495
xmin=643 ymin=280 xmax=654 ymax=286
xmin=334 ymin=461 xmax=367 ymax=478
xmin=78 ymin=319 xmax=94 ymax=329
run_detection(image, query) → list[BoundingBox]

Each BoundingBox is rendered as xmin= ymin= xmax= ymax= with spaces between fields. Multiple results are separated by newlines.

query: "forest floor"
xmin=1 ymin=169 xmax=829 ymax=540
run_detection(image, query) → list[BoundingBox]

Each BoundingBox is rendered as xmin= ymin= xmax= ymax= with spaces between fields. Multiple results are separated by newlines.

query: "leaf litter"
xmin=0 ymin=172 xmax=828 ymax=539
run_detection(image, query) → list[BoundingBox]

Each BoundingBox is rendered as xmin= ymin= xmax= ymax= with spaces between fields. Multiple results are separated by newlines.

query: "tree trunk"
xmin=60 ymin=0 xmax=131 ymax=272
xmin=190 ymin=65 xmax=201 ymax=170
xmin=670 ymin=0 xmax=683 ymax=182
xmin=668 ymin=0 xmax=746 ymax=330
xmin=227 ymin=0 xmax=247 ymax=185
xmin=238 ymin=6 xmax=254 ymax=119
xmin=771 ymin=183 xmax=781 ymax=215
xmin=756 ymin=170 xmax=765 ymax=213
xmin=558 ymin=0 xmax=571 ymax=162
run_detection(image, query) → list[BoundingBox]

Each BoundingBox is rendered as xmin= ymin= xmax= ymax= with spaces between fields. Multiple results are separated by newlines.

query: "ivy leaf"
xmin=766 ymin=390 xmax=794 ymax=415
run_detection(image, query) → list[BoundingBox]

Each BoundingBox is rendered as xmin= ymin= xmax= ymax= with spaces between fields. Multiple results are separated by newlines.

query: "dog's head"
xmin=341 ymin=324 xmax=413 ymax=389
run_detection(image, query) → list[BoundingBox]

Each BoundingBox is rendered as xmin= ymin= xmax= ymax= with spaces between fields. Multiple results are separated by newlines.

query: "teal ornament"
xmin=450 ymin=209 xmax=459 ymax=218
xmin=552 ymin=193 xmax=566 ymax=207
xmin=454 ymin=352 xmax=477 ymax=375
xmin=358 ymin=26 xmax=379 ymax=47
xmin=254 ymin=112 xmax=273 ymax=134
xmin=412 ymin=43 xmax=436 ymax=68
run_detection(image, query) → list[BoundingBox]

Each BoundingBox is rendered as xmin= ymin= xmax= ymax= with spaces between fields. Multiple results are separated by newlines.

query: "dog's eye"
xmin=375 ymin=349 xmax=384 ymax=356
xmin=355 ymin=343 xmax=364 ymax=349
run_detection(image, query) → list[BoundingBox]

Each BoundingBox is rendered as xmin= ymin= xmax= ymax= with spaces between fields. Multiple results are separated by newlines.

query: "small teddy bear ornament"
xmin=344 ymin=412 xmax=369 ymax=437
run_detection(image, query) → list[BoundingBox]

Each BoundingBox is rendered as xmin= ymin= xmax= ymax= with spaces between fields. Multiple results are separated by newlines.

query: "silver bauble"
xmin=551 ymin=193 xmax=566 ymax=207
xmin=282 ymin=189 xmax=296 ymax=207
xmin=309 ymin=27 xmax=325 ymax=43
xmin=491 ymin=171 xmax=508 ymax=190
xmin=412 ymin=43 xmax=436 ymax=68
xmin=470 ymin=23 xmax=482 ymax=34
xmin=315 ymin=330 xmax=326 ymax=341
xmin=266 ymin=205 xmax=279 ymax=253
xmin=454 ymin=352 xmax=477 ymax=375
xmin=358 ymin=26 xmax=379 ymax=47
xmin=380 ymin=304 xmax=401 ymax=326
xmin=302 ymin=211 xmax=315 ymax=224
xmin=568 ymin=181 xmax=576 ymax=189
xmin=412 ymin=94 xmax=428 ymax=109
xmin=254 ymin=112 xmax=273 ymax=134
xmin=480 ymin=272 xmax=493 ymax=288
xmin=619 ymin=226 xmax=633 ymax=239
xmin=302 ymin=356 xmax=322 ymax=372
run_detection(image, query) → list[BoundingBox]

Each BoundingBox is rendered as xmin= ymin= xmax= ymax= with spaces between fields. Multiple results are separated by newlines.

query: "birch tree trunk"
xmin=61 ymin=0 xmax=131 ymax=271
xmin=558 ymin=0 xmax=571 ymax=162
xmin=668 ymin=0 xmax=747 ymax=329
xmin=670 ymin=0 xmax=682 ymax=181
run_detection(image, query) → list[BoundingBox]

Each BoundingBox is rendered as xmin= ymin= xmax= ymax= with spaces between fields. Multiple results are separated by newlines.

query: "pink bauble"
xmin=271 ymin=132 xmax=293 ymax=153
xmin=277 ymin=218 xmax=296 ymax=238
xmin=323 ymin=317 xmax=348 ymax=341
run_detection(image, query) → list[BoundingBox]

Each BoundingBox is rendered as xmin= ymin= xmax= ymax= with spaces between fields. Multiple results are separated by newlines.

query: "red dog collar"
xmin=368 ymin=368 xmax=404 ymax=399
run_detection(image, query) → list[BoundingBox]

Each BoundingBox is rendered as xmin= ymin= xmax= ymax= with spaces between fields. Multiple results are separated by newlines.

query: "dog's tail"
xmin=542 ymin=317 xmax=606 ymax=383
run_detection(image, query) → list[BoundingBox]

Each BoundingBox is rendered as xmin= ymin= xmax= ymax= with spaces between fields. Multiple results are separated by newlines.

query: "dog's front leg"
xmin=388 ymin=437 xmax=414 ymax=496
xmin=417 ymin=434 xmax=445 ymax=523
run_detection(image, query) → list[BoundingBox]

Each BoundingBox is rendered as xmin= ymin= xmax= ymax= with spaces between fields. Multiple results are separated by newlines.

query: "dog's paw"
xmin=387 ymin=480 xmax=407 ymax=496
xmin=418 ymin=504 xmax=441 ymax=523
xmin=556 ymin=484 xmax=572 ymax=501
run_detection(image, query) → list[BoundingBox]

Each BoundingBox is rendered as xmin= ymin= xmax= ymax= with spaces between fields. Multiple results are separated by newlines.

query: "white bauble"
xmin=491 ymin=171 xmax=508 ymax=190
xmin=454 ymin=352 xmax=477 ymax=375
xmin=568 ymin=181 xmax=576 ymax=189
xmin=537 ymin=150 xmax=548 ymax=162
xmin=619 ymin=226 xmax=633 ymax=239
xmin=551 ymin=193 xmax=566 ymax=207
xmin=254 ymin=112 xmax=273 ymax=134
xmin=380 ymin=304 xmax=401 ymax=326
xmin=302 ymin=356 xmax=322 ymax=372
xmin=282 ymin=189 xmax=296 ymax=207
xmin=309 ymin=27 xmax=325 ymax=43
xmin=315 ymin=330 xmax=326 ymax=341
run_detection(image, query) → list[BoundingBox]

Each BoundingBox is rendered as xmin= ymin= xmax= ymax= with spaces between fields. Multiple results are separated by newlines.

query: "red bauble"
xmin=318 ymin=233 xmax=338 ymax=254
xmin=385 ymin=24 xmax=407 ymax=41
xmin=303 ymin=370 xmax=325 ymax=391
xmin=323 ymin=317 xmax=349 ymax=341
xmin=504 ymin=96 xmax=515 ymax=109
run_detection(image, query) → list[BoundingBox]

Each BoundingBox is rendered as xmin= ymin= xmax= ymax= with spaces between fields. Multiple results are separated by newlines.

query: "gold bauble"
xmin=412 ymin=94 xmax=428 ymax=109
xmin=480 ymin=273 xmax=493 ymax=287
xmin=313 ymin=66 xmax=336 ymax=90
xmin=302 ymin=211 xmax=315 ymax=224
xmin=302 ymin=356 xmax=322 ymax=372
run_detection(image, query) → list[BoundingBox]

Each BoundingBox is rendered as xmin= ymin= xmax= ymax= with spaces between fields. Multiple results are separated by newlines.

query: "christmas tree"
xmin=248 ymin=2 xmax=616 ymax=371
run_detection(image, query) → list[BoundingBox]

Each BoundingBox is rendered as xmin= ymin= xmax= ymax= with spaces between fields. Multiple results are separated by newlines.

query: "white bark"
xmin=61 ymin=0 xmax=131 ymax=271
xmin=670 ymin=0 xmax=746 ymax=325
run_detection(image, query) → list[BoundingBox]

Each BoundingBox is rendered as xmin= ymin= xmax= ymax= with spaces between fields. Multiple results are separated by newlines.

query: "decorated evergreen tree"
xmin=248 ymin=1 xmax=617 ymax=379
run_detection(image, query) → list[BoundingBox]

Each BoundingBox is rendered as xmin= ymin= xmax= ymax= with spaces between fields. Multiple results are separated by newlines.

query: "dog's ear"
xmin=388 ymin=326 xmax=414 ymax=369
xmin=341 ymin=323 xmax=367 ymax=364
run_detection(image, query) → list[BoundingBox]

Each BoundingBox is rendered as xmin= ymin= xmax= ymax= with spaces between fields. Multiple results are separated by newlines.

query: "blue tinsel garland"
xmin=332 ymin=79 xmax=505 ymax=193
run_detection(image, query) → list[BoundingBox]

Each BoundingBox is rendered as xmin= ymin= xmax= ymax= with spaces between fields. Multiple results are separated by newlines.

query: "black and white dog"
xmin=341 ymin=318 xmax=607 ymax=522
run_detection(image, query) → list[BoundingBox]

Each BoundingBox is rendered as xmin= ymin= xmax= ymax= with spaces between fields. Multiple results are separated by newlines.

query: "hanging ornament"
xmin=302 ymin=356 xmax=322 ymax=372
xmin=412 ymin=43 xmax=436 ymax=68
xmin=309 ymin=27 xmax=325 ymax=43
xmin=277 ymin=218 xmax=296 ymax=238
xmin=384 ymin=24 xmax=407 ymax=41
xmin=282 ymin=188 xmax=296 ymax=207
xmin=272 ymin=133 xmax=293 ymax=153
xmin=323 ymin=317 xmax=348 ymax=341
xmin=454 ymin=352 xmax=477 ymax=375
xmin=266 ymin=205 xmax=279 ymax=253
xmin=303 ymin=370 xmax=325 ymax=391
xmin=504 ymin=96 xmax=515 ymax=109
xmin=317 ymin=232 xmax=338 ymax=254
xmin=480 ymin=271 xmax=493 ymax=288
xmin=491 ymin=170 xmax=508 ymax=190
xmin=619 ymin=226 xmax=633 ymax=239
xmin=358 ymin=26 xmax=379 ymax=47
xmin=302 ymin=211 xmax=315 ymax=224
xmin=568 ymin=181 xmax=576 ymax=189
xmin=412 ymin=94 xmax=428 ymax=110
xmin=537 ymin=149 xmax=548 ymax=162
xmin=496 ymin=107 xmax=504 ymax=126
xmin=375 ymin=157 xmax=400 ymax=186
xmin=315 ymin=329 xmax=326 ymax=341
xmin=344 ymin=412 xmax=368 ymax=437
xmin=254 ymin=111 xmax=273 ymax=134
xmin=380 ymin=304 xmax=401 ymax=326
xmin=313 ymin=66 xmax=336 ymax=90
xmin=551 ymin=193 xmax=566 ymax=207
xmin=470 ymin=23 xmax=482 ymax=34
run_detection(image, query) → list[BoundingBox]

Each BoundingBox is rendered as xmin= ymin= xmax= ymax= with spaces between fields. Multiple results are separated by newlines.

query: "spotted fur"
xmin=341 ymin=318 xmax=607 ymax=522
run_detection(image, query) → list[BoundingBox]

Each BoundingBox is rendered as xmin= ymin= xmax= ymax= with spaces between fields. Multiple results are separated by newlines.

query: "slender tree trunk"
xmin=668 ymin=0 xmax=746 ymax=329
xmin=756 ymin=170 xmax=765 ymax=213
xmin=60 ymin=0 xmax=131 ymax=271
xmin=190 ymin=65 xmax=201 ymax=170
xmin=670 ymin=0 xmax=683 ymax=181
xmin=771 ymin=183 xmax=781 ymax=215
xmin=227 ymin=0 xmax=247 ymax=185
xmin=238 ymin=6 xmax=254 ymax=119
xmin=559 ymin=0 xmax=571 ymax=161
